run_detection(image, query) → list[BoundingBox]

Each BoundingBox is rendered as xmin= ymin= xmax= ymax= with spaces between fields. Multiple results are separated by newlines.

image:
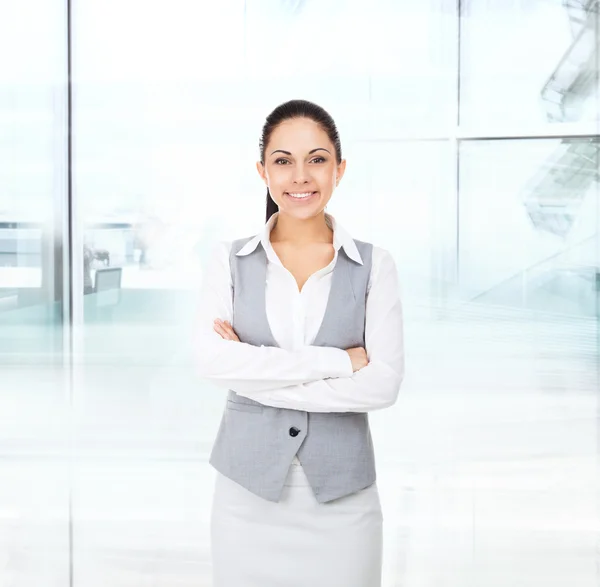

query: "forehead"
xmin=268 ymin=117 xmax=332 ymax=150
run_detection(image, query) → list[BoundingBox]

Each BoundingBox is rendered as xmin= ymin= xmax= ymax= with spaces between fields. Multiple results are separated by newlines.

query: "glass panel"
xmin=460 ymin=0 xmax=600 ymax=129
xmin=70 ymin=2 xmax=600 ymax=586
xmin=0 ymin=1 xmax=70 ymax=585
xmin=71 ymin=2 xmax=244 ymax=585
xmin=459 ymin=138 xmax=599 ymax=317
xmin=70 ymin=0 xmax=456 ymax=583
xmin=245 ymin=0 xmax=457 ymax=137
xmin=345 ymin=140 xmax=456 ymax=302
xmin=437 ymin=136 xmax=600 ymax=585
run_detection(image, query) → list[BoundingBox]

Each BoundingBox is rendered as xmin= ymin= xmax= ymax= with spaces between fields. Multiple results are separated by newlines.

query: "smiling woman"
xmin=198 ymin=99 xmax=405 ymax=587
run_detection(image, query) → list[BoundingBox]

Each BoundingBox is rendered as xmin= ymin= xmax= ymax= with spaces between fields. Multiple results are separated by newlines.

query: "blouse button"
xmin=289 ymin=427 xmax=300 ymax=437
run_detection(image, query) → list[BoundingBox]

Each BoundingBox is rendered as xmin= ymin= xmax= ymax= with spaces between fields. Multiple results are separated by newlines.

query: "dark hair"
xmin=260 ymin=99 xmax=342 ymax=223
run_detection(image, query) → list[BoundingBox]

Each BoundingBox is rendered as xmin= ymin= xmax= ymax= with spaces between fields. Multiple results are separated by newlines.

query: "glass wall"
xmin=1 ymin=0 xmax=599 ymax=585
xmin=460 ymin=0 xmax=599 ymax=130
xmin=0 ymin=0 xmax=71 ymax=585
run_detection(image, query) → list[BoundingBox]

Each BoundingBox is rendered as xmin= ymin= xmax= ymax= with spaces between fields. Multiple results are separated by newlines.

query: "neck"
xmin=270 ymin=211 xmax=332 ymax=246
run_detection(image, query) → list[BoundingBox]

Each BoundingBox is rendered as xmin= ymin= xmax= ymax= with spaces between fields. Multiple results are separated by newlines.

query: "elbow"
xmin=194 ymin=359 xmax=219 ymax=384
xmin=358 ymin=360 xmax=404 ymax=411
xmin=193 ymin=335 xmax=225 ymax=380
xmin=379 ymin=370 xmax=404 ymax=410
xmin=194 ymin=364 xmax=231 ymax=390
xmin=195 ymin=358 xmax=229 ymax=386
xmin=195 ymin=362 xmax=216 ymax=381
xmin=194 ymin=347 xmax=215 ymax=378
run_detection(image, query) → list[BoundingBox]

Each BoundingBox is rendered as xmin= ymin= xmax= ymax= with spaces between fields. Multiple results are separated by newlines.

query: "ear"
xmin=256 ymin=161 xmax=268 ymax=184
xmin=335 ymin=159 xmax=347 ymax=186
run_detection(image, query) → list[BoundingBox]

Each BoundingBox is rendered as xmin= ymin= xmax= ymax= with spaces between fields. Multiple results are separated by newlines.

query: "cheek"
xmin=266 ymin=167 xmax=289 ymax=186
xmin=316 ymin=167 xmax=337 ymax=188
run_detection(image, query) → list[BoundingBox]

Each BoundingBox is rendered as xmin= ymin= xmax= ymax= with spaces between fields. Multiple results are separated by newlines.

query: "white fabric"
xmin=203 ymin=212 xmax=403 ymax=585
xmin=195 ymin=211 xmax=405 ymax=413
xmin=211 ymin=462 xmax=383 ymax=587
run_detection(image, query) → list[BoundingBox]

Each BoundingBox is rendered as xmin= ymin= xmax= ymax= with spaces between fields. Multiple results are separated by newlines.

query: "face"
xmin=257 ymin=117 xmax=346 ymax=221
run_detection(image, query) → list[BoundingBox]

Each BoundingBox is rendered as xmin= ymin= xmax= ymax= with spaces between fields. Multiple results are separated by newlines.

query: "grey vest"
xmin=209 ymin=236 xmax=376 ymax=504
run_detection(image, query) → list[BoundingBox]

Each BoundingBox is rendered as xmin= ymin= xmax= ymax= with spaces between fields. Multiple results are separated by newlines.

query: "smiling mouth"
xmin=285 ymin=191 xmax=317 ymax=200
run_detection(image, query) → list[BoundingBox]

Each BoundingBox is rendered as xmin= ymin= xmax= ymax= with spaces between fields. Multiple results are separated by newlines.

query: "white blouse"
xmin=195 ymin=212 xmax=405 ymax=413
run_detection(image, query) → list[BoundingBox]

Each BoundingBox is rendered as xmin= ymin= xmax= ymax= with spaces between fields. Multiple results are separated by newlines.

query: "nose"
xmin=292 ymin=162 xmax=310 ymax=184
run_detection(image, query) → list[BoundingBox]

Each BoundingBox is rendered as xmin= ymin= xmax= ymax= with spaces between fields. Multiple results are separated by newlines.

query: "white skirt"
xmin=210 ymin=462 xmax=383 ymax=587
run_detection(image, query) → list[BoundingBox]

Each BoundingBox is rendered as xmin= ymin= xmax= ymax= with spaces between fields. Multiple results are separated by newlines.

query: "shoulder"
xmin=207 ymin=234 xmax=255 ymax=258
xmin=351 ymin=238 xmax=395 ymax=271
xmin=346 ymin=236 xmax=398 ymax=292
xmin=372 ymin=245 xmax=395 ymax=267
xmin=202 ymin=240 xmax=233 ymax=280
xmin=206 ymin=239 xmax=232 ymax=260
xmin=365 ymin=244 xmax=399 ymax=292
xmin=205 ymin=233 xmax=261 ymax=270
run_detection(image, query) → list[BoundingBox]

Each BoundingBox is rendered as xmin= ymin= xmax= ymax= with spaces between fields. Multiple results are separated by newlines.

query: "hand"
xmin=214 ymin=319 xmax=240 ymax=342
xmin=346 ymin=347 xmax=369 ymax=372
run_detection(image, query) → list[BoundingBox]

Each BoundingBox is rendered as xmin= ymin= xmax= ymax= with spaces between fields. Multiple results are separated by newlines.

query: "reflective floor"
xmin=1 ymin=305 xmax=599 ymax=586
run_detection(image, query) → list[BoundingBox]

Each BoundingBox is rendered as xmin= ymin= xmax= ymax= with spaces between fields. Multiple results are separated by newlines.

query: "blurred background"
xmin=0 ymin=0 xmax=599 ymax=585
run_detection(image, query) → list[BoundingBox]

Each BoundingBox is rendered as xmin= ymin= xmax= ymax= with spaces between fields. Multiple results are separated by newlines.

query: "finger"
xmin=214 ymin=324 xmax=230 ymax=340
xmin=223 ymin=326 xmax=238 ymax=342
xmin=224 ymin=325 xmax=240 ymax=342
xmin=216 ymin=319 xmax=233 ymax=332
xmin=214 ymin=319 xmax=238 ymax=341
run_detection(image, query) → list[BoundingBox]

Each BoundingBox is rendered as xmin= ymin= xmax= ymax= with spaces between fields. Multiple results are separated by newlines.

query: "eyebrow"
xmin=269 ymin=148 xmax=332 ymax=156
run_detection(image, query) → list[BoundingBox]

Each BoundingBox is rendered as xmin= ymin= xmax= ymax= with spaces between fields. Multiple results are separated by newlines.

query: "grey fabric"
xmin=209 ymin=237 xmax=376 ymax=503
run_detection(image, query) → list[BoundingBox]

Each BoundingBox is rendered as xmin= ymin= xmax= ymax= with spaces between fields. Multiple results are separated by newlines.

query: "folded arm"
xmin=235 ymin=249 xmax=405 ymax=412
xmin=194 ymin=241 xmax=353 ymax=393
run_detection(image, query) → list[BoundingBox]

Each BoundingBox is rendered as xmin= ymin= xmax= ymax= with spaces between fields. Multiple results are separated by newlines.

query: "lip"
xmin=285 ymin=191 xmax=318 ymax=203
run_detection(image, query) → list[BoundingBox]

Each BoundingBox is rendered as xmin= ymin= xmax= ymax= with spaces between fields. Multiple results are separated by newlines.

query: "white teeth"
xmin=288 ymin=192 xmax=313 ymax=199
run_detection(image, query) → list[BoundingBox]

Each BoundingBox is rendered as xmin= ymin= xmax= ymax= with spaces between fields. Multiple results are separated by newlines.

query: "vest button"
xmin=289 ymin=427 xmax=300 ymax=437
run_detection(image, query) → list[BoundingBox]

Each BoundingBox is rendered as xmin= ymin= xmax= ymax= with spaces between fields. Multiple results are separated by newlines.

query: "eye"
xmin=310 ymin=156 xmax=326 ymax=164
xmin=274 ymin=158 xmax=290 ymax=165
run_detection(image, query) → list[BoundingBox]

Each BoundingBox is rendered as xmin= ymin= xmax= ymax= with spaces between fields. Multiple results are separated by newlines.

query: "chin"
xmin=285 ymin=210 xmax=325 ymax=223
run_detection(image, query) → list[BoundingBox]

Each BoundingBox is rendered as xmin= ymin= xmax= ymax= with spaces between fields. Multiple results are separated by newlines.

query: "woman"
xmin=195 ymin=99 xmax=405 ymax=587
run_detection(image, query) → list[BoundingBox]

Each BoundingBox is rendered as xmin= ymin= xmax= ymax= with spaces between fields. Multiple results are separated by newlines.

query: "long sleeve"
xmin=235 ymin=249 xmax=405 ymax=412
xmin=194 ymin=241 xmax=354 ymax=393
